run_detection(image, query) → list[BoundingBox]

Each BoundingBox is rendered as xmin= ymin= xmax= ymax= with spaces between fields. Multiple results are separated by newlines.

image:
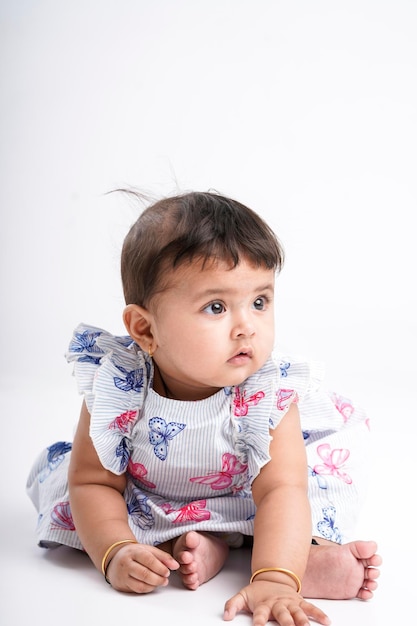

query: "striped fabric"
xmin=27 ymin=324 xmax=370 ymax=550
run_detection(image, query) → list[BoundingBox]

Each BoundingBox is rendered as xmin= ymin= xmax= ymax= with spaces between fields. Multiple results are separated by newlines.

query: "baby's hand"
xmin=105 ymin=543 xmax=179 ymax=593
xmin=223 ymin=580 xmax=331 ymax=626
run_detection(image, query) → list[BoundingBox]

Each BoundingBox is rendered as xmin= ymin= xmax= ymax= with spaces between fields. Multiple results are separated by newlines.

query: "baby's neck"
xmin=152 ymin=363 xmax=220 ymax=401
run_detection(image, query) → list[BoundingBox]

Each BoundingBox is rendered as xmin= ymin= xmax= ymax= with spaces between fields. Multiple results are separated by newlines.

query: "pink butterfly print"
xmin=233 ymin=388 xmax=265 ymax=416
xmin=127 ymin=459 xmax=156 ymax=489
xmin=190 ymin=453 xmax=248 ymax=491
xmin=167 ymin=500 xmax=211 ymax=524
xmin=330 ymin=393 xmax=354 ymax=423
xmin=276 ymin=388 xmax=298 ymax=411
xmin=313 ymin=443 xmax=353 ymax=484
xmin=108 ymin=409 xmax=138 ymax=433
xmin=50 ymin=501 xmax=76 ymax=531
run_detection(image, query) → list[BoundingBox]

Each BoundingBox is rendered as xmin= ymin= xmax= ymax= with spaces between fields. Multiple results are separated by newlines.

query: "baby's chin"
xmin=220 ymin=370 xmax=262 ymax=389
xmin=225 ymin=358 xmax=269 ymax=385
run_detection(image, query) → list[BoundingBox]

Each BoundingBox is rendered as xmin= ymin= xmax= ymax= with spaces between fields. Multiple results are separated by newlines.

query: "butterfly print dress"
xmin=27 ymin=324 xmax=371 ymax=550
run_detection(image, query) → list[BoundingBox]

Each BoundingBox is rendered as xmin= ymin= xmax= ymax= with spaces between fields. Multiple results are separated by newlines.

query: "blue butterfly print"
xmin=47 ymin=441 xmax=72 ymax=462
xmin=78 ymin=354 xmax=102 ymax=364
xmin=115 ymin=437 xmax=130 ymax=472
xmin=69 ymin=330 xmax=104 ymax=354
xmin=317 ymin=505 xmax=342 ymax=543
xmin=279 ymin=361 xmax=290 ymax=377
xmin=39 ymin=441 xmax=72 ymax=483
xmin=113 ymin=363 xmax=144 ymax=392
xmin=125 ymin=484 xmax=154 ymax=530
xmin=308 ymin=465 xmax=328 ymax=489
xmin=148 ymin=417 xmax=186 ymax=461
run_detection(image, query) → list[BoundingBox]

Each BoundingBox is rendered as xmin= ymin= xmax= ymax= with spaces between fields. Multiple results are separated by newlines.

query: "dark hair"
xmin=121 ymin=190 xmax=284 ymax=307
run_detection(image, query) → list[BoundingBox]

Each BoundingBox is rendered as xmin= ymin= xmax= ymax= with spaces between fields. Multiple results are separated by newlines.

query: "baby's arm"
xmin=68 ymin=400 xmax=179 ymax=592
xmin=224 ymin=403 xmax=330 ymax=625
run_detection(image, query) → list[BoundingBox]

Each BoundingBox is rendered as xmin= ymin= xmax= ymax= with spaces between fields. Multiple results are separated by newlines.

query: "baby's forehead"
xmin=159 ymin=257 xmax=275 ymax=296
xmin=172 ymin=254 xmax=272 ymax=279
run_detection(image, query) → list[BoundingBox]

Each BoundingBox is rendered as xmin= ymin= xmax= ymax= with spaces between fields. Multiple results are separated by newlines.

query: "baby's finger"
xmin=149 ymin=545 xmax=180 ymax=571
xmin=223 ymin=591 xmax=248 ymax=621
xmin=300 ymin=600 xmax=331 ymax=626
xmin=133 ymin=545 xmax=177 ymax=577
xmin=128 ymin=559 xmax=171 ymax=592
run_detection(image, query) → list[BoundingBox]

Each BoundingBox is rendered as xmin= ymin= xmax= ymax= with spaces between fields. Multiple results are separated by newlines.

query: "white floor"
xmin=1 ymin=380 xmax=413 ymax=626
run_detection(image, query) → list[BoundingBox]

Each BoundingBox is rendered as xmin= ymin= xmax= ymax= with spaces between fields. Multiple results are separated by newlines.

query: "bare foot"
xmin=302 ymin=539 xmax=382 ymax=600
xmin=173 ymin=531 xmax=229 ymax=590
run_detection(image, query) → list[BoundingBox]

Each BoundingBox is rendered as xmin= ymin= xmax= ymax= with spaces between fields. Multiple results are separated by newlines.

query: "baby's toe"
xmin=176 ymin=549 xmax=193 ymax=566
xmin=179 ymin=560 xmax=197 ymax=575
xmin=366 ymin=567 xmax=380 ymax=581
xmin=180 ymin=571 xmax=200 ymax=590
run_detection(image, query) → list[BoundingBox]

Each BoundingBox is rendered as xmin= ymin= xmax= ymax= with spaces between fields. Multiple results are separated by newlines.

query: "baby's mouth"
xmin=228 ymin=347 xmax=253 ymax=363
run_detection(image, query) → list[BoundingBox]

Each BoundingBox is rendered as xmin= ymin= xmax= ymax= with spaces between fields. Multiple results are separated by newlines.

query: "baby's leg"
xmin=302 ymin=538 xmax=382 ymax=600
xmin=173 ymin=531 xmax=229 ymax=590
xmin=302 ymin=403 xmax=382 ymax=599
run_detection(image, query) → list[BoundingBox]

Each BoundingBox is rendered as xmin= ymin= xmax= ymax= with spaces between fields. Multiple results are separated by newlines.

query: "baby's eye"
xmin=203 ymin=301 xmax=225 ymax=315
xmin=253 ymin=297 xmax=267 ymax=311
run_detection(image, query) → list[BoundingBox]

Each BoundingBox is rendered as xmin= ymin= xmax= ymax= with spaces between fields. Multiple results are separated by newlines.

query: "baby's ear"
xmin=123 ymin=304 xmax=154 ymax=353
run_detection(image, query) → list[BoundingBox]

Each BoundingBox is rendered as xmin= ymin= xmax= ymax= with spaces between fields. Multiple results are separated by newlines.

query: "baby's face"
xmin=149 ymin=257 xmax=276 ymax=400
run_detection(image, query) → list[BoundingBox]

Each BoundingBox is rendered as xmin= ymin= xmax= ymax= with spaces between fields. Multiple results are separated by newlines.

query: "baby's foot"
xmin=173 ymin=531 xmax=229 ymax=590
xmin=302 ymin=540 xmax=382 ymax=600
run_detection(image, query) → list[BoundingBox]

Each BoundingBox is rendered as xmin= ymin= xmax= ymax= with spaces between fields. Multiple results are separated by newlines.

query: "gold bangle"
xmin=250 ymin=567 xmax=302 ymax=593
xmin=101 ymin=539 xmax=138 ymax=578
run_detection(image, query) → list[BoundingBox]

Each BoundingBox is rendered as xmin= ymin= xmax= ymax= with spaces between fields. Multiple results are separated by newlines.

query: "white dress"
xmin=27 ymin=323 xmax=371 ymax=551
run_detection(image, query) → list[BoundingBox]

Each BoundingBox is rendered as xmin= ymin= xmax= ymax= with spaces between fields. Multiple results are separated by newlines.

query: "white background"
xmin=1 ymin=1 xmax=415 ymax=624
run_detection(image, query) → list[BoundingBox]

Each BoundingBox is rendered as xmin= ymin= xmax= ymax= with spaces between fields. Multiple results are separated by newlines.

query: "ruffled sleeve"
xmin=233 ymin=354 xmax=324 ymax=483
xmin=66 ymin=323 xmax=151 ymax=475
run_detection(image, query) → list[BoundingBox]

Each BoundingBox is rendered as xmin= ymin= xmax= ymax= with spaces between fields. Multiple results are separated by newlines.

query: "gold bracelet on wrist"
xmin=250 ymin=567 xmax=302 ymax=593
xmin=101 ymin=539 xmax=138 ymax=583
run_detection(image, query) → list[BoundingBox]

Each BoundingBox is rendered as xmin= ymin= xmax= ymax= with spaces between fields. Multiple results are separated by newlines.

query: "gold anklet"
xmin=250 ymin=567 xmax=302 ymax=593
